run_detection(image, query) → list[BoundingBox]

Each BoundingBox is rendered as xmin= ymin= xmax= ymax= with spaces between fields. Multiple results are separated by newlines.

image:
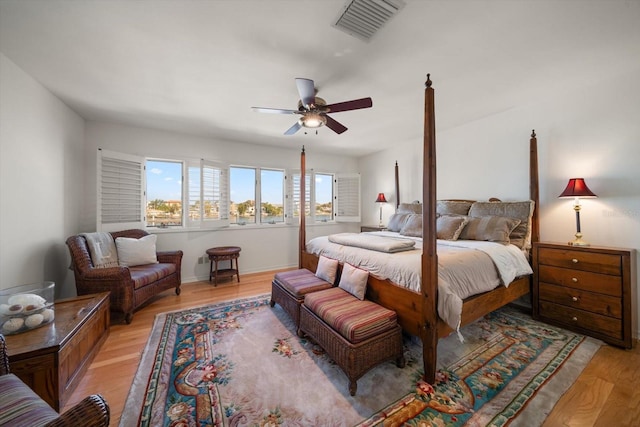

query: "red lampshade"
xmin=558 ymin=178 xmax=597 ymax=198
xmin=375 ymin=193 xmax=387 ymax=203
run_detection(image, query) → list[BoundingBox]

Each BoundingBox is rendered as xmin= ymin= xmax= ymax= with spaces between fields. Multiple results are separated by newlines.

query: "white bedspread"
xmin=328 ymin=232 xmax=416 ymax=253
xmin=305 ymin=231 xmax=533 ymax=332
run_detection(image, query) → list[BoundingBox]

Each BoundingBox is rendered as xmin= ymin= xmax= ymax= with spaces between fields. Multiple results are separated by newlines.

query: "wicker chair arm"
xmin=81 ymin=266 xmax=131 ymax=281
xmin=156 ymin=250 xmax=183 ymax=264
xmin=0 ymin=334 xmax=9 ymax=375
xmin=45 ymin=394 xmax=110 ymax=427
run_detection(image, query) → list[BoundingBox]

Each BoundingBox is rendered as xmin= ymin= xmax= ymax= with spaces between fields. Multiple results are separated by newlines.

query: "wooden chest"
xmin=532 ymin=242 xmax=636 ymax=348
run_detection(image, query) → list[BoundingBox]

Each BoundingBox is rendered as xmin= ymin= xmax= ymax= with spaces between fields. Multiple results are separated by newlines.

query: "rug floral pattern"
xmin=120 ymin=295 xmax=599 ymax=427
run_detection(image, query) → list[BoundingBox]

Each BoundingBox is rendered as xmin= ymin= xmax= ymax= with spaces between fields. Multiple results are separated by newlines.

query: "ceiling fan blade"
xmin=295 ymin=78 xmax=316 ymax=108
xmin=252 ymin=107 xmax=299 ymax=114
xmin=284 ymin=121 xmax=302 ymax=135
xmin=324 ymin=115 xmax=348 ymax=134
xmin=325 ymin=97 xmax=373 ymax=113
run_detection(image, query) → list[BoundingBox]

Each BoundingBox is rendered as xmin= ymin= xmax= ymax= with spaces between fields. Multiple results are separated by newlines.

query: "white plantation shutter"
xmin=334 ymin=173 xmax=360 ymax=222
xmin=98 ymin=149 xmax=145 ymax=231
xmin=286 ymin=170 xmax=311 ymax=225
xmin=188 ymin=159 xmax=229 ymax=228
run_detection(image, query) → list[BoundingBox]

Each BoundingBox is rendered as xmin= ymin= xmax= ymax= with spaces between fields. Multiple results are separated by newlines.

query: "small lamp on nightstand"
xmin=375 ymin=192 xmax=387 ymax=227
xmin=558 ymin=178 xmax=597 ymax=246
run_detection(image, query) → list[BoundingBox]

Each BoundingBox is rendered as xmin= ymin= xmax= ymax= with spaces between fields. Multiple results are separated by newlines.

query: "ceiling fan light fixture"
xmin=300 ymin=113 xmax=327 ymax=128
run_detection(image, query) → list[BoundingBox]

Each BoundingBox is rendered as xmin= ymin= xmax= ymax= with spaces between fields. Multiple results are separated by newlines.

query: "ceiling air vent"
xmin=332 ymin=0 xmax=406 ymax=42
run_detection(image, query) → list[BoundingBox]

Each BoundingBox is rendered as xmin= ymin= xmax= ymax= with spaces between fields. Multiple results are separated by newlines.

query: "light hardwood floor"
xmin=63 ymin=270 xmax=640 ymax=426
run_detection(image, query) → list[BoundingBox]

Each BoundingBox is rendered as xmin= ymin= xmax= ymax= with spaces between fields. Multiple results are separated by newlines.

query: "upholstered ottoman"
xmin=270 ymin=268 xmax=334 ymax=327
xmin=299 ymin=287 xmax=405 ymax=396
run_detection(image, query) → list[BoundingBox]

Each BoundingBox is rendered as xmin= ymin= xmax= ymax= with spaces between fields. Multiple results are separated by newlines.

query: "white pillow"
xmin=115 ymin=234 xmax=159 ymax=267
xmin=315 ymin=255 xmax=338 ymax=284
xmin=338 ymin=263 xmax=369 ymax=300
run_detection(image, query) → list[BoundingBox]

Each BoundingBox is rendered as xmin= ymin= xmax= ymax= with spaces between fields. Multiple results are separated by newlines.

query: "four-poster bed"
xmin=299 ymin=75 xmax=540 ymax=383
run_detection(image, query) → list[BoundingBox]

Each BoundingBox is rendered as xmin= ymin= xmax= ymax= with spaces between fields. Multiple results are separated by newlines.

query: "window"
xmin=261 ymin=169 xmax=285 ymax=224
xmin=98 ymin=149 xmax=356 ymax=231
xmin=230 ymin=166 xmax=285 ymax=225
xmin=287 ymin=171 xmax=360 ymax=223
xmin=146 ymin=159 xmax=183 ymax=228
xmin=315 ymin=173 xmax=333 ymax=222
xmin=186 ymin=159 xmax=229 ymax=228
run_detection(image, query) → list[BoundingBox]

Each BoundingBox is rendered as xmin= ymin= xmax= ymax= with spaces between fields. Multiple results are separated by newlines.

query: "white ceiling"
xmin=1 ymin=0 xmax=639 ymax=157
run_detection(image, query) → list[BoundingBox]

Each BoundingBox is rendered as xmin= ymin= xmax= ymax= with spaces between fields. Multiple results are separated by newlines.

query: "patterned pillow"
xmin=399 ymin=214 xmax=422 ymax=237
xmin=436 ymin=215 xmax=469 ymax=240
xmin=458 ymin=216 xmax=521 ymax=245
xmin=387 ymin=213 xmax=411 ymax=232
xmin=338 ymin=263 xmax=369 ymax=300
xmin=436 ymin=200 xmax=473 ymax=216
xmin=397 ymin=203 xmax=422 ymax=214
xmin=468 ymin=201 xmax=534 ymax=249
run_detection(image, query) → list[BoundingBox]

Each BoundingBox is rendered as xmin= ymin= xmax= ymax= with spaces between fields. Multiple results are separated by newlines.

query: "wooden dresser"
xmin=5 ymin=292 xmax=110 ymax=410
xmin=533 ymin=242 xmax=637 ymax=348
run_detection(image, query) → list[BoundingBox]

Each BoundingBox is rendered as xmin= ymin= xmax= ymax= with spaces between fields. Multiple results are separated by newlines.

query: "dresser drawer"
xmin=538 ymin=300 xmax=623 ymax=340
xmin=538 ymin=282 xmax=621 ymax=318
xmin=537 ymin=247 xmax=621 ymax=275
xmin=538 ymin=265 xmax=622 ymax=297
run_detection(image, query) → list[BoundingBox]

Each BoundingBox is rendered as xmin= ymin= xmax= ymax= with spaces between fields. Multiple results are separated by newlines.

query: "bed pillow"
xmin=436 ymin=215 xmax=469 ymax=240
xmin=315 ymin=255 xmax=338 ymax=284
xmin=468 ymin=201 xmax=534 ymax=249
xmin=436 ymin=200 xmax=473 ymax=216
xmin=458 ymin=216 xmax=521 ymax=245
xmin=115 ymin=234 xmax=159 ymax=267
xmin=387 ymin=212 xmax=411 ymax=232
xmin=399 ymin=214 xmax=422 ymax=237
xmin=397 ymin=202 xmax=422 ymax=214
xmin=338 ymin=263 xmax=369 ymax=300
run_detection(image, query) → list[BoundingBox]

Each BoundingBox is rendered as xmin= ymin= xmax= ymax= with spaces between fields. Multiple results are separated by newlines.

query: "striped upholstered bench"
xmin=299 ymin=287 xmax=405 ymax=396
xmin=270 ymin=268 xmax=334 ymax=327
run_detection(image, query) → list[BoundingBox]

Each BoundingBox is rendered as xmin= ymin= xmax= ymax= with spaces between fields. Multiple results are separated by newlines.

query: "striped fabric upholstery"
xmin=0 ymin=374 xmax=58 ymax=426
xmin=274 ymin=269 xmax=332 ymax=298
xmin=130 ymin=263 xmax=177 ymax=289
xmin=304 ymin=287 xmax=398 ymax=344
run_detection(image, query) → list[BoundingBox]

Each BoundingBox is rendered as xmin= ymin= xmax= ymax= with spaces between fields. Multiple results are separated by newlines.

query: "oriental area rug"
xmin=119 ymin=294 xmax=602 ymax=427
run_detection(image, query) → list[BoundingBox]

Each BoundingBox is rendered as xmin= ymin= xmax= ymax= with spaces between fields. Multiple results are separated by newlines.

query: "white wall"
xmin=0 ymin=53 xmax=85 ymax=298
xmin=359 ymin=67 xmax=640 ymax=336
xmin=84 ymin=122 xmax=359 ymax=283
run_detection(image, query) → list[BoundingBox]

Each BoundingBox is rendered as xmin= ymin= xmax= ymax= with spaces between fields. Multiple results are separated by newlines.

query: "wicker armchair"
xmin=66 ymin=229 xmax=183 ymax=323
xmin=0 ymin=334 xmax=110 ymax=426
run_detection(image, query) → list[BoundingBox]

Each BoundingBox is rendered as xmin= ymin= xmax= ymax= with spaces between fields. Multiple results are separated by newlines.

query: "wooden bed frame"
xmin=299 ymin=75 xmax=540 ymax=383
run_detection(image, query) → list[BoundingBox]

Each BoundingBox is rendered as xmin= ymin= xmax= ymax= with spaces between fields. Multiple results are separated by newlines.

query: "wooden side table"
xmin=207 ymin=246 xmax=241 ymax=285
xmin=5 ymin=292 xmax=110 ymax=410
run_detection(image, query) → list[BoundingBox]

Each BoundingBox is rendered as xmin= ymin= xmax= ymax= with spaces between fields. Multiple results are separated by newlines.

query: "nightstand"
xmin=532 ymin=242 xmax=637 ymax=348
xmin=360 ymin=225 xmax=387 ymax=232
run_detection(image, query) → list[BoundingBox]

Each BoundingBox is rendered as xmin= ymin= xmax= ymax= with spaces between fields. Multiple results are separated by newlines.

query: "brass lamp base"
xmin=568 ymin=232 xmax=590 ymax=247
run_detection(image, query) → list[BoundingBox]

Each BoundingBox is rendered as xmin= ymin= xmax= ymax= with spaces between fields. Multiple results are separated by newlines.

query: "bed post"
xmin=422 ymin=74 xmax=438 ymax=383
xmin=299 ymin=146 xmax=306 ymax=269
xmin=530 ymin=130 xmax=540 ymax=245
xmin=395 ymin=161 xmax=400 ymax=209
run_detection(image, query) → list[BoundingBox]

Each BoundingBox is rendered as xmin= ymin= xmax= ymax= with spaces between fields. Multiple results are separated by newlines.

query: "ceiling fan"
xmin=251 ymin=78 xmax=373 ymax=135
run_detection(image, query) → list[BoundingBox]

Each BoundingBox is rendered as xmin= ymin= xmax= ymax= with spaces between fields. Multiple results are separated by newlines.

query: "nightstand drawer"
xmin=538 ymin=282 xmax=621 ymax=318
xmin=537 ymin=247 xmax=621 ymax=275
xmin=538 ymin=265 xmax=622 ymax=297
xmin=538 ymin=301 xmax=623 ymax=340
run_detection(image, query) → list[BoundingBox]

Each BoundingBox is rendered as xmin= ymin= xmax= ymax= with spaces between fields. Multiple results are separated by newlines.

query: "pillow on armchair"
xmin=115 ymin=234 xmax=159 ymax=267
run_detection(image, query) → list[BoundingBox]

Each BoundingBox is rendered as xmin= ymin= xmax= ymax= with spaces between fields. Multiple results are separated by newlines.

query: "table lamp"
xmin=375 ymin=193 xmax=387 ymax=227
xmin=558 ymin=178 xmax=597 ymax=246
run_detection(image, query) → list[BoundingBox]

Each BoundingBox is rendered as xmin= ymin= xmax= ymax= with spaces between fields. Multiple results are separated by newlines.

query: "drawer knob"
xmin=572 ymin=296 xmax=579 ymax=302
xmin=572 ymin=258 xmax=579 ymax=264
xmin=572 ymin=316 xmax=578 ymax=321
xmin=572 ymin=277 xmax=578 ymax=283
